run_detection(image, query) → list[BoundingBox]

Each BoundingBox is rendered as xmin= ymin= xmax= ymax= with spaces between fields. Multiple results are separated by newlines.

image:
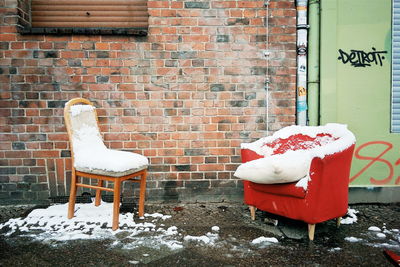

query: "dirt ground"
xmin=0 ymin=202 xmax=399 ymax=266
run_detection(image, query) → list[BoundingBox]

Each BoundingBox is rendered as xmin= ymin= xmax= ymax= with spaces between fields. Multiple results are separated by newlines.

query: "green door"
xmin=320 ymin=0 xmax=399 ymax=186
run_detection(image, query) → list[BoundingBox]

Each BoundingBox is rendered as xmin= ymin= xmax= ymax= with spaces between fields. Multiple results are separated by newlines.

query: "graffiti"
xmin=337 ymin=47 xmax=387 ymax=67
xmin=350 ymin=141 xmax=400 ymax=185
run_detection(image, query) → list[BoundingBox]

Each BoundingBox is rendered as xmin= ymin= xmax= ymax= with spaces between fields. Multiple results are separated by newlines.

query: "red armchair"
xmin=238 ymin=125 xmax=355 ymax=240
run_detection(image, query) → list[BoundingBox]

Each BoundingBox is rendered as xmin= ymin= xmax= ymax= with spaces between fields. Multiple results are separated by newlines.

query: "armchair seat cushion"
xmin=249 ymin=181 xmax=306 ymax=199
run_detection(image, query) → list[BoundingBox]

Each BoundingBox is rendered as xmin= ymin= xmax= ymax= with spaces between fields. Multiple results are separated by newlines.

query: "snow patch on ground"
xmin=184 ymin=231 xmax=219 ymax=246
xmin=344 ymin=224 xmax=400 ymax=252
xmin=376 ymin=233 xmax=386 ymax=238
xmin=345 ymin=237 xmax=363 ymax=242
xmin=211 ymin=225 xmax=220 ymax=232
xmin=341 ymin=208 xmax=359 ymax=224
xmin=329 ymin=247 xmax=342 ymax=252
xmin=251 ymin=236 xmax=279 ymax=245
xmin=0 ymin=203 xmax=182 ymax=251
xmin=368 ymin=226 xmax=381 ymax=232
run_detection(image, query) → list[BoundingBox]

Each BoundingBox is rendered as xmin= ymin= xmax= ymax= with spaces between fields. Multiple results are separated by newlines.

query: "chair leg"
xmin=95 ymin=179 xmax=103 ymax=206
xmin=249 ymin=205 xmax=256 ymax=220
xmin=308 ymin=224 xmax=316 ymax=241
xmin=68 ymin=169 xmax=77 ymax=219
xmin=112 ymin=180 xmax=121 ymax=231
xmin=336 ymin=217 xmax=341 ymax=228
xmin=138 ymin=170 xmax=147 ymax=218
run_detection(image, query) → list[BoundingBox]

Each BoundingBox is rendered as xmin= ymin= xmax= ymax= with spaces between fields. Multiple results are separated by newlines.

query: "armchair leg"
xmin=138 ymin=170 xmax=147 ymax=218
xmin=112 ymin=180 xmax=121 ymax=231
xmin=336 ymin=217 xmax=341 ymax=228
xmin=308 ymin=224 xmax=316 ymax=241
xmin=249 ymin=206 xmax=256 ymax=220
xmin=95 ymin=179 xmax=103 ymax=206
xmin=68 ymin=170 xmax=77 ymax=219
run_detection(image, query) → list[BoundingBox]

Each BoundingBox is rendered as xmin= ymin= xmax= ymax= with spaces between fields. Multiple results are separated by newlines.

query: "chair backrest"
xmin=64 ymin=98 xmax=105 ymax=161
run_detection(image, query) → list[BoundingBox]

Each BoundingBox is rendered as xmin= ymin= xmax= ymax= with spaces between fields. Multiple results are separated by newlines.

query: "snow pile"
xmin=235 ymin=123 xmax=355 ymax=186
xmin=251 ymin=236 xmax=279 ymax=246
xmin=67 ymin=103 xmax=148 ymax=173
xmin=117 ymin=225 xmax=183 ymax=251
xmin=144 ymin=213 xmax=172 ymax=221
xmin=0 ymin=203 xmax=182 ymax=251
xmin=376 ymin=233 xmax=386 ymax=238
xmin=211 ymin=226 xmax=220 ymax=232
xmin=341 ymin=208 xmax=359 ymax=224
xmin=368 ymin=226 xmax=381 ymax=232
xmin=183 ymin=226 xmax=220 ymax=246
xmin=70 ymin=104 xmax=95 ymax=117
xmin=72 ymin=124 xmax=148 ymax=173
xmin=295 ymin=175 xmax=311 ymax=190
xmin=241 ymin=123 xmax=355 ymax=157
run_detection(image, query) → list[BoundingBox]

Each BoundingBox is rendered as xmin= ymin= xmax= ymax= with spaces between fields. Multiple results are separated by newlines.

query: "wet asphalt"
xmin=0 ymin=202 xmax=399 ymax=266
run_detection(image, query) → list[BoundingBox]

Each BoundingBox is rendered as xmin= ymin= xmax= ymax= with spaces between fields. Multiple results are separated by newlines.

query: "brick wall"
xmin=0 ymin=0 xmax=296 ymax=204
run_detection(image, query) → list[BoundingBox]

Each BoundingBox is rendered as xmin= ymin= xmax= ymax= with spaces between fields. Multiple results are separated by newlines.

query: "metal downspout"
xmin=296 ymin=0 xmax=308 ymax=126
xmin=307 ymin=0 xmax=320 ymax=126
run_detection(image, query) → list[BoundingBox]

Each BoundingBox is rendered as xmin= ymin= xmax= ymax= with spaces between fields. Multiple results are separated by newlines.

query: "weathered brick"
xmin=216 ymin=35 xmax=229 ymax=42
xmin=30 ymin=183 xmax=48 ymax=192
xmin=184 ymin=2 xmax=210 ymax=9
xmin=175 ymin=165 xmax=191 ymax=171
xmin=0 ymin=168 xmax=16 ymax=175
xmin=210 ymin=84 xmax=225 ymax=92
xmin=171 ymin=51 xmax=197 ymax=59
xmin=185 ymin=180 xmax=210 ymax=189
xmin=48 ymin=100 xmax=67 ymax=108
xmin=12 ymin=142 xmax=25 ymax=150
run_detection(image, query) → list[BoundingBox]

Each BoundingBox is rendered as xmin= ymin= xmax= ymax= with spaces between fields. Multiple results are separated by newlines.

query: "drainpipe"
xmin=296 ymin=0 xmax=308 ymax=126
xmin=307 ymin=0 xmax=320 ymax=126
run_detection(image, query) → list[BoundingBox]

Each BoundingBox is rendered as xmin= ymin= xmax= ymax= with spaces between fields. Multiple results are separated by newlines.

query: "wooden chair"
xmin=64 ymin=98 xmax=148 ymax=230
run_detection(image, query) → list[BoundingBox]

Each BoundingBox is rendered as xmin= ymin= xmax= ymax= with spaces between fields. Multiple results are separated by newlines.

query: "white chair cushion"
xmin=234 ymin=151 xmax=311 ymax=184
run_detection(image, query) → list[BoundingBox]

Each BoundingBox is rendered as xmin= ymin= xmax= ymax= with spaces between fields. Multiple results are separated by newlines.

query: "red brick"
xmin=0 ymin=0 xmax=296 ymax=202
xmin=0 ymin=33 xmax=16 ymax=41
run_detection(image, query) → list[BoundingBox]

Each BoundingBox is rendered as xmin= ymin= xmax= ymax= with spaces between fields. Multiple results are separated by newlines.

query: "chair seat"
xmin=74 ymin=148 xmax=149 ymax=178
xmin=76 ymin=165 xmax=148 ymax=177
xmin=249 ymin=181 xmax=306 ymax=199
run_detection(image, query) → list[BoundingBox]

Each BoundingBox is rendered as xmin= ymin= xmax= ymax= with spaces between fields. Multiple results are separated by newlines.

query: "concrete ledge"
xmin=349 ymin=187 xmax=400 ymax=204
xmin=1 ymin=185 xmax=399 ymax=205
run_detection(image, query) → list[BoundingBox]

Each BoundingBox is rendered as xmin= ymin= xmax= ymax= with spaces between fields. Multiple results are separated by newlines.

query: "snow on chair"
xmin=64 ymin=98 xmax=149 ymax=230
xmin=235 ymin=124 xmax=356 ymax=240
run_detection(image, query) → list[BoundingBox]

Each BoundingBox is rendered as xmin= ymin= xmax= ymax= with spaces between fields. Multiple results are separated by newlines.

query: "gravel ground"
xmin=0 ymin=202 xmax=399 ymax=266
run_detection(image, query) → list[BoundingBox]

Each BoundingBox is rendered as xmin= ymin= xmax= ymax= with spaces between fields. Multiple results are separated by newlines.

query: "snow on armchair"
xmin=234 ymin=123 xmax=356 ymax=240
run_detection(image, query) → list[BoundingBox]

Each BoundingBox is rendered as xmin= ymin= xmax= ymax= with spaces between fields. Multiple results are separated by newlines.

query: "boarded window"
xmin=22 ymin=0 xmax=148 ymax=35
